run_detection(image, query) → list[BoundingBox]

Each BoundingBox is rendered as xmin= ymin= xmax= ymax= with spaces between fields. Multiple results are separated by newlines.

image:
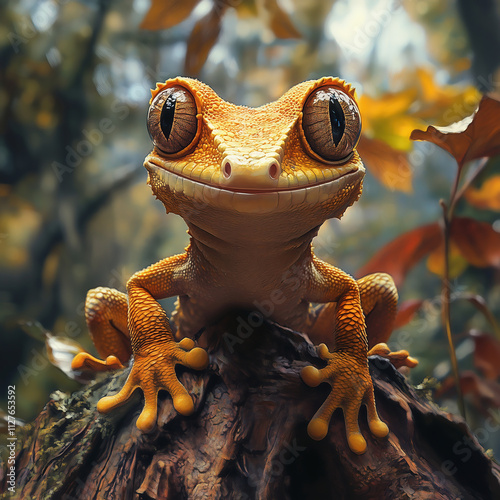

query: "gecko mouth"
xmin=145 ymin=158 xmax=364 ymax=214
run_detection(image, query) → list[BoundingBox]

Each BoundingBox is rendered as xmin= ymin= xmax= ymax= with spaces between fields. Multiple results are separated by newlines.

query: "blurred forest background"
xmin=1 ymin=0 xmax=500 ymax=457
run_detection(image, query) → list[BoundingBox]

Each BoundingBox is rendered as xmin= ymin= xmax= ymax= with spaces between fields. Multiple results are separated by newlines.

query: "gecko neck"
xmin=185 ymin=219 xmax=319 ymax=280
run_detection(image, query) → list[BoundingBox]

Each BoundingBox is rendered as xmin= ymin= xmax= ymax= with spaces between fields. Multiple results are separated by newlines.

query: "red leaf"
xmin=394 ymin=299 xmax=424 ymax=329
xmin=357 ymin=223 xmax=441 ymax=288
xmin=450 ymin=217 xmax=500 ymax=268
xmin=469 ymin=331 xmax=500 ymax=380
xmin=436 ymin=371 xmax=500 ymax=415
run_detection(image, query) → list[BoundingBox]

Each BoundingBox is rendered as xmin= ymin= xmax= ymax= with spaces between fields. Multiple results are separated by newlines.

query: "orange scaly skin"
xmin=72 ymin=77 xmax=416 ymax=454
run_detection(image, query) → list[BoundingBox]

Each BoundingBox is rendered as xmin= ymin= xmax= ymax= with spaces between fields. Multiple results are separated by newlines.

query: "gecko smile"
xmin=145 ymin=155 xmax=364 ymax=214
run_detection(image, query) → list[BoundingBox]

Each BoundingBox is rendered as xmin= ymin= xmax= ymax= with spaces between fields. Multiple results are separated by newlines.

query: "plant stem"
xmin=438 ymin=158 xmax=489 ymax=419
xmin=449 ymin=157 xmax=489 ymax=218
xmin=440 ymin=200 xmax=466 ymax=419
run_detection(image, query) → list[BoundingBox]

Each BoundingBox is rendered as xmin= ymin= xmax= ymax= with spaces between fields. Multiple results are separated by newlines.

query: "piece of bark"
xmin=4 ymin=313 xmax=500 ymax=499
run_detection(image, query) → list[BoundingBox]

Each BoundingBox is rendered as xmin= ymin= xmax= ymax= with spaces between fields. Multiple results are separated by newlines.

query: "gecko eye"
xmin=147 ymin=85 xmax=199 ymax=155
xmin=301 ymin=86 xmax=361 ymax=162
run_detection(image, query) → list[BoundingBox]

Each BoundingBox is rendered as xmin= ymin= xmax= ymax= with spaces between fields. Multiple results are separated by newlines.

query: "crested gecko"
xmin=72 ymin=77 xmax=416 ymax=454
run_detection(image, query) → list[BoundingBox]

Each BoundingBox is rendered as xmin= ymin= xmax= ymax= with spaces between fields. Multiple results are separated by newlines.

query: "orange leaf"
xmin=357 ymin=135 xmax=412 ymax=193
xmin=410 ymin=95 xmax=500 ymax=167
xmin=450 ymin=217 xmax=500 ymax=268
xmin=184 ymin=5 xmax=225 ymax=76
xmin=394 ymin=299 xmax=424 ymax=329
xmin=469 ymin=331 xmax=500 ymax=380
xmin=140 ymin=0 xmax=200 ymax=30
xmin=465 ymin=176 xmax=500 ymax=211
xmin=413 ymin=67 xmax=480 ymax=126
xmin=263 ymin=0 xmax=301 ymax=39
xmin=357 ymin=223 xmax=441 ymax=288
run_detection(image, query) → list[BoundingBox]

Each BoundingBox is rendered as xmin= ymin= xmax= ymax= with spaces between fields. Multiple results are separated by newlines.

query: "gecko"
xmin=72 ymin=77 xmax=416 ymax=454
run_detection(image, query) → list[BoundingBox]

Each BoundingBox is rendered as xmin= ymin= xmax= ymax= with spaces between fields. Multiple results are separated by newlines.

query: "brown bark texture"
xmin=3 ymin=313 xmax=500 ymax=499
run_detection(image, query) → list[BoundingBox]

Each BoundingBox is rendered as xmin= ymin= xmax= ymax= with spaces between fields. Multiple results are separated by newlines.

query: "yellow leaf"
xmin=357 ymin=89 xmax=424 ymax=152
xmin=465 ymin=176 xmax=500 ymax=211
xmin=427 ymin=240 xmax=468 ymax=279
xmin=414 ymin=67 xmax=481 ymax=126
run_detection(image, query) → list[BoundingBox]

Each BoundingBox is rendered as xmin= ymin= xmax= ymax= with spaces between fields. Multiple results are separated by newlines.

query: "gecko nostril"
xmin=269 ymin=162 xmax=279 ymax=180
xmin=223 ymin=162 xmax=232 ymax=178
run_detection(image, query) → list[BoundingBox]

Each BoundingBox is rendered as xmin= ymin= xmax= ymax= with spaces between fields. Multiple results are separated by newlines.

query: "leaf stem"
xmin=449 ymin=157 xmax=489 ymax=218
xmin=439 ymin=199 xmax=466 ymax=419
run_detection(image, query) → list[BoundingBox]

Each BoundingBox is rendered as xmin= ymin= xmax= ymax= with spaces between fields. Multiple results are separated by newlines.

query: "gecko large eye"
xmin=147 ymin=85 xmax=199 ymax=155
xmin=301 ymin=87 xmax=361 ymax=162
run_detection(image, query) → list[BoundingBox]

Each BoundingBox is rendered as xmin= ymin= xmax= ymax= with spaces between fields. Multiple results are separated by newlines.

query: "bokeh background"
xmin=1 ymin=0 xmax=500 ymax=455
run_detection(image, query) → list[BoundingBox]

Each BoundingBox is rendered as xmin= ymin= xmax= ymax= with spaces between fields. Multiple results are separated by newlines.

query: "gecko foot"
xmin=97 ymin=338 xmax=208 ymax=432
xmin=301 ymin=343 xmax=389 ymax=454
xmin=368 ymin=342 xmax=418 ymax=369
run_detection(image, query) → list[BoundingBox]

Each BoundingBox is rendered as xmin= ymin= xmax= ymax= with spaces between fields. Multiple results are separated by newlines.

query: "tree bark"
xmin=5 ymin=313 xmax=500 ymax=499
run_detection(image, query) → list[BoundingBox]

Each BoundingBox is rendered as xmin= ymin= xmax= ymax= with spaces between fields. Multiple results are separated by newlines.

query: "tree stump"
xmin=4 ymin=313 xmax=500 ymax=499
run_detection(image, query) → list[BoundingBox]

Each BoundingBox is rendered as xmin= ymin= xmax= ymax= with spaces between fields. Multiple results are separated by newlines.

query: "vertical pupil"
xmin=160 ymin=94 xmax=177 ymax=140
xmin=328 ymin=93 xmax=345 ymax=146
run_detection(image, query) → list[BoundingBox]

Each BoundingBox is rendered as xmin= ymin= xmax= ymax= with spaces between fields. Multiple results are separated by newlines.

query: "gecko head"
xmin=144 ymin=77 xmax=364 ymax=236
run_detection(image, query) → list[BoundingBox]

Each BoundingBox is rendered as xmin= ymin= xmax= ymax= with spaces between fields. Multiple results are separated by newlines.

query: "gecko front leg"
xmin=302 ymin=257 xmax=389 ymax=454
xmin=73 ymin=251 xmax=208 ymax=432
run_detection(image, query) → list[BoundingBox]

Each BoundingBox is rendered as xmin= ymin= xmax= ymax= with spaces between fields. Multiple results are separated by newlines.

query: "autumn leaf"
xmin=465 ymin=176 xmax=500 ymax=211
xmin=261 ymin=0 xmax=301 ymax=38
xmin=184 ymin=4 xmax=226 ymax=76
xmin=426 ymin=239 xmax=468 ymax=279
xmin=357 ymin=222 xmax=441 ymax=287
xmin=46 ymin=334 xmax=86 ymax=381
xmin=357 ymin=135 xmax=412 ymax=193
xmin=394 ymin=299 xmax=424 ymax=329
xmin=358 ymin=88 xmax=422 ymax=152
xmin=450 ymin=217 xmax=500 ymax=268
xmin=469 ymin=331 xmax=500 ymax=381
xmin=412 ymin=67 xmax=480 ymax=126
xmin=356 ymin=68 xmax=479 ymax=192
xmin=140 ymin=0 xmax=200 ymax=30
xmin=20 ymin=320 xmax=89 ymax=382
xmin=436 ymin=371 xmax=500 ymax=414
xmin=410 ymin=95 xmax=500 ymax=168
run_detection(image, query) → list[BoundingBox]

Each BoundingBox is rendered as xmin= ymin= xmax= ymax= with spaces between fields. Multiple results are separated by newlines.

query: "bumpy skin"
xmin=72 ymin=77 xmax=416 ymax=454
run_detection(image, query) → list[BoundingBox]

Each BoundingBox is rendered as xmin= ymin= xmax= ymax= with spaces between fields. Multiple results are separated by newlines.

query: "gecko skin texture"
xmin=72 ymin=77 xmax=417 ymax=454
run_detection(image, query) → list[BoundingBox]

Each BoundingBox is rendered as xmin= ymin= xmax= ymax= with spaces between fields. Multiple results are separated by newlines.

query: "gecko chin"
xmin=145 ymin=160 xmax=365 ymax=217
